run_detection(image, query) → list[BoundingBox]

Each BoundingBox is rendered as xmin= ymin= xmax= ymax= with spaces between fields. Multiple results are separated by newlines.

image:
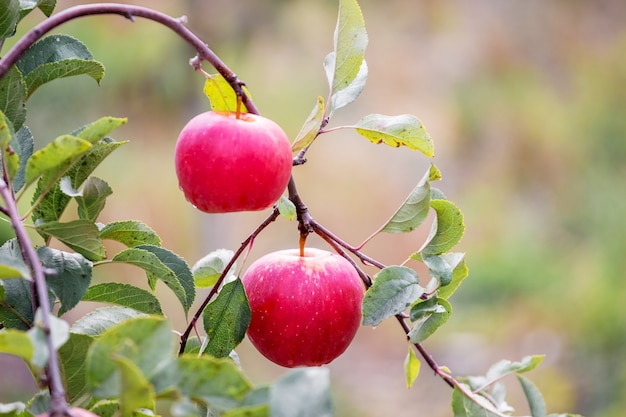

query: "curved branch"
xmin=0 ymin=3 xmax=258 ymax=114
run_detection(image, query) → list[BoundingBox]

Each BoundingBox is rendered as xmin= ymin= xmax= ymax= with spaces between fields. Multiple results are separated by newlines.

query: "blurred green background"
xmin=2 ymin=1 xmax=625 ymax=416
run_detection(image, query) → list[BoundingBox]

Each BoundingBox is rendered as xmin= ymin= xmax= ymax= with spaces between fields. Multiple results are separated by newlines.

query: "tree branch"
xmin=0 ymin=179 xmax=68 ymax=416
xmin=0 ymin=3 xmax=258 ymax=114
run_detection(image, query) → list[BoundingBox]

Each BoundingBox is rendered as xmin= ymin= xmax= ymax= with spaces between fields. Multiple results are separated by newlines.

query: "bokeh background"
xmin=2 ymin=1 xmax=625 ymax=416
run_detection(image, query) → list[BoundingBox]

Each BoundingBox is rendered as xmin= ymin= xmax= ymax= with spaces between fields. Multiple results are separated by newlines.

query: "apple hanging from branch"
xmin=242 ymin=247 xmax=365 ymax=368
xmin=174 ymin=111 xmax=293 ymax=213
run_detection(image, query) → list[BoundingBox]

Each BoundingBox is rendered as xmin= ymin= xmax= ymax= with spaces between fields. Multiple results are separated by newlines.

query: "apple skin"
xmin=241 ymin=248 xmax=364 ymax=367
xmin=175 ymin=111 xmax=293 ymax=213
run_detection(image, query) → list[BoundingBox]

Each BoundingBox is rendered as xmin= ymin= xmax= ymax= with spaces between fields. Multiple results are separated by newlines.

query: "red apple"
xmin=241 ymin=248 xmax=364 ymax=367
xmin=174 ymin=111 xmax=293 ymax=213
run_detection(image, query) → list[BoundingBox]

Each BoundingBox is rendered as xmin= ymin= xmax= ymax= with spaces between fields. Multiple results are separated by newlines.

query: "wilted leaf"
xmin=83 ymin=283 xmax=163 ymax=315
xmin=203 ymin=279 xmax=251 ymax=358
xmin=362 ymin=266 xmax=423 ymax=327
xmin=291 ymin=96 xmax=325 ymax=152
xmin=355 ymin=114 xmax=434 ymax=156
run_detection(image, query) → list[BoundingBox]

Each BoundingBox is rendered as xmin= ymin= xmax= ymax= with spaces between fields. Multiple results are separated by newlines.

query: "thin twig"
xmin=178 ymin=207 xmax=280 ymax=355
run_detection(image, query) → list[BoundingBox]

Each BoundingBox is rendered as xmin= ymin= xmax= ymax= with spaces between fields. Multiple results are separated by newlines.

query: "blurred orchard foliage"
xmin=1 ymin=1 xmax=625 ymax=417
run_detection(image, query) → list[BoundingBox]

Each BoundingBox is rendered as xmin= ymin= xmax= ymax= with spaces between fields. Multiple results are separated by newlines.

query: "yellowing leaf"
xmin=404 ymin=347 xmax=421 ymax=388
xmin=203 ymin=74 xmax=251 ymax=113
xmin=355 ymin=114 xmax=434 ymax=157
xmin=292 ymin=96 xmax=325 ymax=152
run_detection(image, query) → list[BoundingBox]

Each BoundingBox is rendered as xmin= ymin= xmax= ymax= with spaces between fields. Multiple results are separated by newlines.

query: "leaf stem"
xmin=0 ymin=3 xmax=258 ymax=114
xmin=178 ymin=207 xmax=280 ymax=355
xmin=0 ymin=178 xmax=68 ymax=416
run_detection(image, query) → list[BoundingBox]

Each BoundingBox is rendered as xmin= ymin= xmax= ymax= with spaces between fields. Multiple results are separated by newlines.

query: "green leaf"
xmin=58 ymin=332 xmax=94 ymax=402
xmin=25 ymin=134 xmax=91 ymax=187
xmin=291 ymin=96 xmax=324 ymax=152
xmin=222 ymin=404 xmax=268 ymax=417
xmin=73 ymin=177 xmax=113 ymax=221
xmin=474 ymin=356 xmax=545 ymax=390
xmin=19 ymin=0 xmax=57 ymax=19
xmin=0 ymin=251 xmax=30 ymax=280
xmin=203 ymin=74 xmax=250 ymax=113
xmin=432 ymin=257 xmax=469 ymax=300
xmin=277 ymin=196 xmax=296 ymax=221
xmin=270 ymin=368 xmax=332 ymax=417
xmin=429 ymin=163 xmax=442 ymax=181
xmin=420 ymin=199 xmax=465 ymax=257
xmin=88 ymin=400 xmax=119 ymax=417
xmin=112 ymin=247 xmax=190 ymax=313
xmin=451 ymin=385 xmax=500 ymax=417
xmin=74 ymin=116 xmax=127 ymax=144
xmin=28 ymin=309 xmax=70 ymax=368
xmin=37 ymin=246 xmax=93 ymax=315
xmin=355 ymin=114 xmax=434 ymax=156
xmin=408 ymin=297 xmax=451 ymax=343
xmin=173 ymin=355 xmax=253 ymax=408
xmin=0 ymin=401 xmax=27 ymax=416
xmin=83 ymin=283 xmax=163 ymax=315
xmin=0 ymin=328 xmax=33 ymax=362
xmin=0 ymin=0 xmax=20 ymax=39
xmin=325 ymin=0 xmax=368 ymax=113
xmin=71 ymin=306 xmax=147 ymax=337
xmin=16 ymin=34 xmax=104 ymax=98
xmin=0 ymin=278 xmax=36 ymax=329
xmin=423 ymin=253 xmax=466 ymax=287
xmin=404 ymin=347 xmax=421 ymax=389
xmin=86 ymin=316 xmax=174 ymax=398
xmin=362 ymin=266 xmax=423 ymax=327
xmin=36 ymin=220 xmax=106 ymax=261
xmin=136 ymin=244 xmax=195 ymax=312
xmin=12 ymin=125 xmax=34 ymax=192
xmin=113 ymin=355 xmax=156 ymax=417
xmin=32 ymin=136 xmax=126 ymax=224
xmin=0 ymin=111 xmax=21 ymax=184
xmin=99 ymin=220 xmax=162 ymax=248
xmin=0 ymin=66 xmax=27 ymax=130
xmin=192 ymin=249 xmax=235 ymax=289
xmin=379 ymin=167 xmax=431 ymax=234
xmin=518 ymin=375 xmax=547 ymax=417
xmin=203 ymin=279 xmax=251 ymax=358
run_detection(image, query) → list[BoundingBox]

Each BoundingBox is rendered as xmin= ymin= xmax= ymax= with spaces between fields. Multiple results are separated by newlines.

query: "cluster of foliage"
xmin=0 ymin=1 xmax=581 ymax=417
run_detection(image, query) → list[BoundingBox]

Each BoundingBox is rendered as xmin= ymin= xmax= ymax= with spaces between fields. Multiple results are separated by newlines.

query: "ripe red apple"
xmin=174 ymin=111 xmax=293 ymax=213
xmin=241 ymin=248 xmax=364 ymax=367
